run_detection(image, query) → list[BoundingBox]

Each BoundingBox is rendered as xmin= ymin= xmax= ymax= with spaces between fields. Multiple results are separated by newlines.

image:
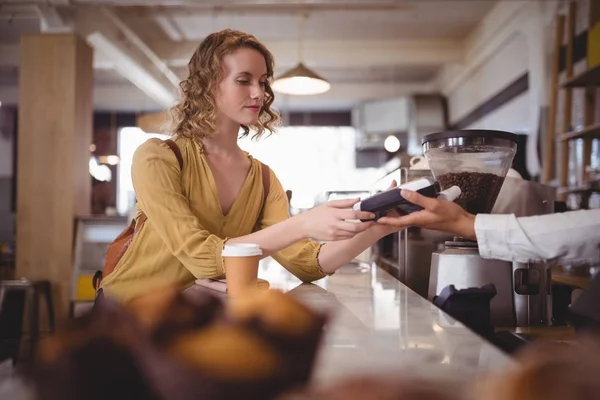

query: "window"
xmin=239 ymin=126 xmax=383 ymax=209
xmin=117 ymin=127 xmax=169 ymax=217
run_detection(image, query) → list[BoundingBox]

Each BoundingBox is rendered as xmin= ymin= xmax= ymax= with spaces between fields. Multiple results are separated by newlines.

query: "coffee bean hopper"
xmin=423 ymin=130 xmax=552 ymax=327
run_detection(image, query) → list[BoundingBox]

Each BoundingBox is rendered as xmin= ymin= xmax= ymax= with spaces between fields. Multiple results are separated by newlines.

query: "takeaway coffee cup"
xmin=222 ymin=243 xmax=263 ymax=298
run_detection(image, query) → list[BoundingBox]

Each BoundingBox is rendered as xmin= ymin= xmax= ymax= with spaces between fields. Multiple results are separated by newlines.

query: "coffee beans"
xmin=437 ymin=172 xmax=505 ymax=214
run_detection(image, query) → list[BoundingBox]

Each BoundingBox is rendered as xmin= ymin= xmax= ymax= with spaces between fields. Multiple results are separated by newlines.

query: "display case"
xmin=71 ymin=216 xmax=129 ymax=316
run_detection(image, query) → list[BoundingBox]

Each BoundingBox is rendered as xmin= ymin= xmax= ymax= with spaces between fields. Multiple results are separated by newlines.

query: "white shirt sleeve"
xmin=474 ymin=209 xmax=600 ymax=265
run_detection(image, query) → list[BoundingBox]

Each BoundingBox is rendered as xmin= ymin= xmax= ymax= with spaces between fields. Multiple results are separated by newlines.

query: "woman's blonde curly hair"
xmin=170 ymin=29 xmax=280 ymax=141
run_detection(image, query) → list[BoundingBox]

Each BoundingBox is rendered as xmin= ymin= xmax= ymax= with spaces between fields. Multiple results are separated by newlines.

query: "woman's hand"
xmin=298 ymin=198 xmax=377 ymax=241
xmin=370 ymin=180 xmax=403 ymax=237
xmin=377 ymin=189 xmax=477 ymax=240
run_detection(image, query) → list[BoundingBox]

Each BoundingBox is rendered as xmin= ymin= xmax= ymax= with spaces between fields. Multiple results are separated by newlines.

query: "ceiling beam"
xmin=154 ymin=15 xmax=184 ymax=42
xmin=153 ymin=39 xmax=464 ymax=69
xmin=0 ymin=16 xmax=173 ymax=104
xmin=0 ymin=80 xmax=437 ymax=112
xmin=0 ymin=43 xmax=115 ymax=69
xmin=72 ymin=7 xmax=179 ymax=109
xmin=0 ymin=0 xmax=71 ymax=5
xmin=0 ymin=4 xmax=39 ymax=19
xmin=274 ymin=81 xmax=438 ymax=111
xmin=55 ymin=1 xmax=415 ymax=13
xmin=99 ymin=7 xmax=181 ymax=87
xmin=0 ymin=83 xmax=164 ymax=112
xmin=35 ymin=4 xmax=72 ymax=33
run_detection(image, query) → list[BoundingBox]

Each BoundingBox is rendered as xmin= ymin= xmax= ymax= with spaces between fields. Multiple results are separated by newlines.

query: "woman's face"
xmin=215 ymin=47 xmax=268 ymax=128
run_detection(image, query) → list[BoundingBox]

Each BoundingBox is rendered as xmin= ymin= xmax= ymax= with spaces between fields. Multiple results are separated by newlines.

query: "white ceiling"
xmin=0 ymin=0 xmax=499 ymax=112
xmin=121 ymin=1 xmax=495 ymax=41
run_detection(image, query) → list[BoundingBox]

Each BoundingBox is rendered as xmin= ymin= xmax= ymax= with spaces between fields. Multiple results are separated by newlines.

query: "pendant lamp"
xmin=272 ymin=13 xmax=331 ymax=96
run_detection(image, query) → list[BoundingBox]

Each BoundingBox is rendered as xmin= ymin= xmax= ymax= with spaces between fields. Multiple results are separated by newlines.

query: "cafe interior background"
xmin=0 ymin=0 xmax=600 ymax=396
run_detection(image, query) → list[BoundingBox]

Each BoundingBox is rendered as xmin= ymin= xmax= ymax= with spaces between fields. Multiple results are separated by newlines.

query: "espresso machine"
xmin=424 ymin=130 xmax=553 ymax=327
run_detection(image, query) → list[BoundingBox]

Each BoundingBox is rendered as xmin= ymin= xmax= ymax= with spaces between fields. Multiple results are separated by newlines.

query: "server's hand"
xmin=377 ymin=189 xmax=476 ymax=240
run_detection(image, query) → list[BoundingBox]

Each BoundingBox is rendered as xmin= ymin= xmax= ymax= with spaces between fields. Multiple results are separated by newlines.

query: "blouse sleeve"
xmin=132 ymin=138 xmax=226 ymax=278
xmin=258 ymin=169 xmax=329 ymax=282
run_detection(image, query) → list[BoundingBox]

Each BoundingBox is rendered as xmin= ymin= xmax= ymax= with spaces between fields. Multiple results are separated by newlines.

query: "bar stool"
xmin=0 ymin=279 xmax=55 ymax=364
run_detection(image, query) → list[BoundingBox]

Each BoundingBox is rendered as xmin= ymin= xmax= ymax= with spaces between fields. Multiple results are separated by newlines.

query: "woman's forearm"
xmin=227 ymin=215 xmax=305 ymax=258
xmin=317 ymin=225 xmax=393 ymax=273
xmin=229 ymin=213 xmax=392 ymax=271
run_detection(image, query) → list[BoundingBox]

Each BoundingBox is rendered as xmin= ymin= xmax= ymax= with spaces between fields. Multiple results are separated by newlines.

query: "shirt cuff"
xmin=214 ymin=237 xmax=229 ymax=276
xmin=313 ymin=242 xmax=334 ymax=277
xmin=474 ymin=214 xmax=514 ymax=261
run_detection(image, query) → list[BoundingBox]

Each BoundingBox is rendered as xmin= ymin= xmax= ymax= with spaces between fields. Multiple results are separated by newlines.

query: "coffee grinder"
xmin=424 ymin=130 xmax=552 ymax=327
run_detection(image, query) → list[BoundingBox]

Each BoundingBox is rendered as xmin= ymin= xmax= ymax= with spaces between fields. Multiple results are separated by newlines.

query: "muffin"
xmin=228 ymin=290 xmax=319 ymax=337
xmin=125 ymin=284 xmax=223 ymax=344
xmin=167 ymin=323 xmax=282 ymax=380
xmin=473 ymin=335 xmax=600 ymax=400
xmin=33 ymin=337 xmax=160 ymax=400
xmin=31 ymin=298 xmax=160 ymax=400
xmin=32 ymin=287 xmax=327 ymax=400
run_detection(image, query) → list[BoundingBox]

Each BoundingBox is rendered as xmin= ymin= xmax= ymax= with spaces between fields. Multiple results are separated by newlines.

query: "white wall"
xmin=445 ymin=31 xmax=529 ymax=127
xmin=470 ymin=92 xmax=530 ymax=133
xmin=437 ymin=0 xmax=560 ymax=178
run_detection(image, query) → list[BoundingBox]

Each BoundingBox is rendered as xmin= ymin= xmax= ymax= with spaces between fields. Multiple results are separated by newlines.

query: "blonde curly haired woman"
xmin=99 ymin=29 xmax=398 ymax=301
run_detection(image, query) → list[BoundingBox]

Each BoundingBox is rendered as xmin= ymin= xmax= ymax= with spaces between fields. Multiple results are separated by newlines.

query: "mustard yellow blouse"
xmin=100 ymin=136 xmax=326 ymax=301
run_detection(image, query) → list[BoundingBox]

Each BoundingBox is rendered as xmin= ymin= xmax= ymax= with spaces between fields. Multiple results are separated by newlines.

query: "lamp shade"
xmin=272 ymin=62 xmax=331 ymax=95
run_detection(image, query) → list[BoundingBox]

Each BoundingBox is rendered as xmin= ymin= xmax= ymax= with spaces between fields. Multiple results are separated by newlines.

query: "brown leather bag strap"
xmin=260 ymin=162 xmax=270 ymax=202
xmin=133 ymin=213 xmax=147 ymax=235
xmin=165 ymin=139 xmax=183 ymax=170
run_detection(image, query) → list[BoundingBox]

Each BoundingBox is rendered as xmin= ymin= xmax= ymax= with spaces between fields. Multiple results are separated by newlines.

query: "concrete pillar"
xmin=16 ymin=34 xmax=93 ymax=319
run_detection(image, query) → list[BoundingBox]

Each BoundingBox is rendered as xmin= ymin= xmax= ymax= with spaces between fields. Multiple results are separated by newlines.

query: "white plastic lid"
xmin=437 ymin=185 xmax=462 ymax=202
xmin=221 ymin=243 xmax=263 ymax=257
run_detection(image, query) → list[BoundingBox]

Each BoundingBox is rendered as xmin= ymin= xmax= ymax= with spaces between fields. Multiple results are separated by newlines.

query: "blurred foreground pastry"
xmin=30 ymin=285 xmax=327 ymax=400
xmin=33 ymin=298 xmax=162 ymax=400
xmin=168 ymin=323 xmax=282 ymax=380
xmin=126 ymin=284 xmax=223 ymax=344
xmin=473 ymin=335 xmax=600 ymax=400
xmin=228 ymin=290 xmax=319 ymax=337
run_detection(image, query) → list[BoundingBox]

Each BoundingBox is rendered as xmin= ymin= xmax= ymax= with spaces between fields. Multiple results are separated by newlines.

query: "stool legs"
xmin=0 ymin=280 xmax=55 ymax=364
xmin=43 ymin=283 xmax=55 ymax=333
